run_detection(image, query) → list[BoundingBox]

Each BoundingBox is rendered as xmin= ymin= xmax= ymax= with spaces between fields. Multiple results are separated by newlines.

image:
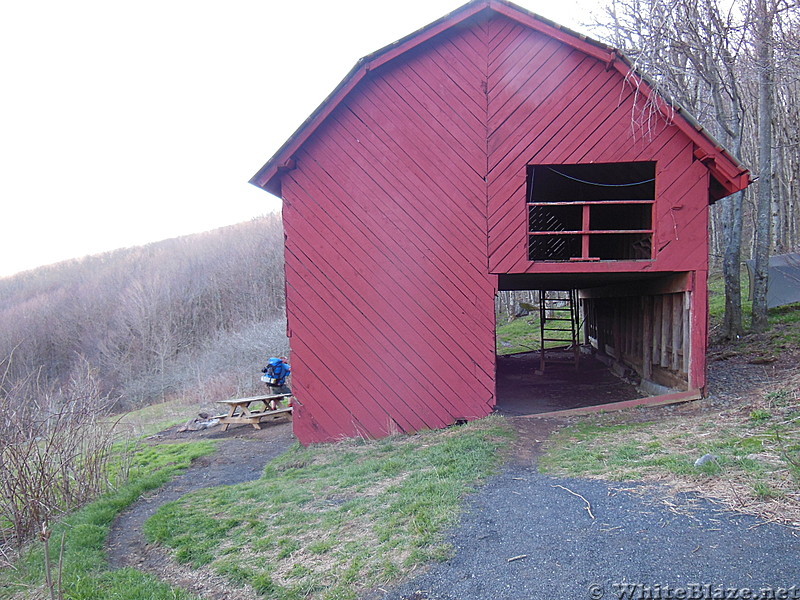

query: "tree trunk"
xmin=773 ymin=140 xmax=787 ymax=253
xmin=752 ymin=0 xmax=774 ymax=333
xmin=722 ymin=190 xmax=745 ymax=339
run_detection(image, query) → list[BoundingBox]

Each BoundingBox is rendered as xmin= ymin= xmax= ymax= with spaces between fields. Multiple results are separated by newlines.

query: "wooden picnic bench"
xmin=213 ymin=393 xmax=293 ymax=431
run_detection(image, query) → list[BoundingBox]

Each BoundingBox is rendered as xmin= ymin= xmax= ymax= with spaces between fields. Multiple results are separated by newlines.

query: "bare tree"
xmin=751 ymin=0 xmax=800 ymax=328
xmin=596 ymin=0 xmax=800 ymax=336
xmin=751 ymin=0 xmax=778 ymax=331
xmin=0 ymin=357 xmax=121 ymax=552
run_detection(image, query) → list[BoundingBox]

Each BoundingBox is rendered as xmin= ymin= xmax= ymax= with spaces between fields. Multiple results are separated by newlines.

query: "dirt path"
xmin=107 ymin=420 xmax=294 ymax=600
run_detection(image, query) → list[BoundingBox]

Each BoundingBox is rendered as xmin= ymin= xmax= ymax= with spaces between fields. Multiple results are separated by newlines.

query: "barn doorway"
xmin=494 ymin=272 xmax=694 ymax=416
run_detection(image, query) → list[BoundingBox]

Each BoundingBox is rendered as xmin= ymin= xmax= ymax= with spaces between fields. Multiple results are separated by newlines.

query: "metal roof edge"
xmin=608 ymin=52 xmax=751 ymax=199
xmin=250 ymin=0 xmax=751 ymax=199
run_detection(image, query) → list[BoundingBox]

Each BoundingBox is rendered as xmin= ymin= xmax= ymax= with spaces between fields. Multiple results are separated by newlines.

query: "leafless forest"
xmin=595 ymin=0 xmax=800 ymax=335
xmin=0 ymin=215 xmax=288 ymax=412
xmin=0 ymin=216 xmax=284 ymax=550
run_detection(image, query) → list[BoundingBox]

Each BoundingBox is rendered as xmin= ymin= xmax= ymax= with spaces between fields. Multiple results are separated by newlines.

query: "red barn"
xmin=251 ymin=0 xmax=750 ymax=444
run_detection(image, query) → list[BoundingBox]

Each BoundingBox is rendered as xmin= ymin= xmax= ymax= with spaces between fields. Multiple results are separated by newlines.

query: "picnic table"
xmin=213 ymin=393 xmax=292 ymax=431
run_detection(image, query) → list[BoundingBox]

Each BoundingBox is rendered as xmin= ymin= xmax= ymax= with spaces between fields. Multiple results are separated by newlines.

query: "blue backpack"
xmin=261 ymin=357 xmax=290 ymax=386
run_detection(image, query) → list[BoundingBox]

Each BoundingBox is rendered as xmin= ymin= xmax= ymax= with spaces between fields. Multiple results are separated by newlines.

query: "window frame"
xmin=526 ymin=163 xmax=656 ymax=262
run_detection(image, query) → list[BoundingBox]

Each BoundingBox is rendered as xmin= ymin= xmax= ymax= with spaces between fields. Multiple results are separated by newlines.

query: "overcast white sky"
xmin=0 ymin=0 xmax=603 ymax=278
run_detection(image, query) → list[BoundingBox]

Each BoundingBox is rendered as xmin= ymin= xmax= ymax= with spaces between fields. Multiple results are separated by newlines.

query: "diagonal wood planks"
xmin=277 ymin=11 xmax=725 ymax=443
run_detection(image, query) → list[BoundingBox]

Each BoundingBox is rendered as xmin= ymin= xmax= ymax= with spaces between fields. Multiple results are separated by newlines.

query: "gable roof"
xmin=250 ymin=0 xmax=751 ymax=200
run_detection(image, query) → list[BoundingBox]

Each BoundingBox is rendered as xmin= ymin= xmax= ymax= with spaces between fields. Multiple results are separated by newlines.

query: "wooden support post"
xmin=630 ymin=298 xmax=637 ymax=358
xmin=660 ymin=295 xmax=670 ymax=367
xmin=671 ymin=293 xmax=682 ymax=372
xmin=683 ymin=291 xmax=691 ymax=375
xmin=571 ymin=289 xmax=580 ymax=369
xmin=582 ymin=205 xmax=591 ymax=258
xmin=621 ymin=298 xmax=628 ymax=359
xmin=652 ymin=296 xmax=661 ymax=361
xmin=642 ymin=295 xmax=653 ymax=381
xmin=636 ymin=297 xmax=643 ymax=357
xmin=538 ymin=290 xmax=546 ymax=374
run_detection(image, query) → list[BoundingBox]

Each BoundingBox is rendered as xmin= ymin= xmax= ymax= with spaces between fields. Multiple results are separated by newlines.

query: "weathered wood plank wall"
xmin=485 ymin=15 xmax=710 ymax=279
xmin=281 ymin=25 xmax=497 ymax=443
xmin=584 ymin=292 xmax=692 ymax=391
xmin=268 ymin=9 xmax=727 ymax=443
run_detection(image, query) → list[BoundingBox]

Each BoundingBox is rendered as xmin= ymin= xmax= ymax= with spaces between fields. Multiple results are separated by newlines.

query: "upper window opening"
xmin=527 ymin=162 xmax=655 ymax=262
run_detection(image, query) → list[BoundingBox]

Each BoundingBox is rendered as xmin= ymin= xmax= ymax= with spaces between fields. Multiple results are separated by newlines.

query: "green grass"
xmin=145 ymin=416 xmax=514 ymax=600
xmin=496 ymin=316 xmax=542 ymax=354
xmin=708 ymin=267 xmax=752 ymax=326
xmin=708 ymin=268 xmax=800 ymax=353
xmin=496 ymin=312 xmax=578 ymax=355
xmin=539 ymin=393 xmax=800 ymax=519
xmin=1 ymin=441 xmax=215 ymax=600
xmin=116 ymin=397 xmax=211 ymax=438
xmin=539 ymin=421 xmax=671 ymax=480
xmin=766 ymin=303 xmax=800 ymax=350
xmin=540 ymin=413 xmax=798 ymax=479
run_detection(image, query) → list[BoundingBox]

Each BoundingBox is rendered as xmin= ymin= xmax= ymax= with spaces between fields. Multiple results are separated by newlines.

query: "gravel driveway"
xmin=378 ymin=465 xmax=800 ymax=600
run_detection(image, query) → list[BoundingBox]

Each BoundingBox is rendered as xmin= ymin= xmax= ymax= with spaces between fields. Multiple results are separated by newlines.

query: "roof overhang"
xmin=250 ymin=0 xmax=751 ymax=200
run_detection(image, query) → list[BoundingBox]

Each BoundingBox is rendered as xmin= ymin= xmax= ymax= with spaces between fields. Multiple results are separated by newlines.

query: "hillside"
xmin=0 ymin=214 xmax=289 ymax=410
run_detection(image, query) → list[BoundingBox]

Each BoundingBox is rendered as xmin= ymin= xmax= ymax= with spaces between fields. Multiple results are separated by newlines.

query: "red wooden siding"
xmin=281 ymin=25 xmax=496 ymax=444
xmin=252 ymin=1 xmax=750 ymax=444
xmin=483 ymin=13 xmax=712 ymax=393
xmin=485 ymin=14 xmax=711 ymax=277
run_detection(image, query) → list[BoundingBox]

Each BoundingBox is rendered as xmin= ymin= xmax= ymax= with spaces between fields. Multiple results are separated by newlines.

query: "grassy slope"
xmin=117 ymin=396 xmax=217 ymax=438
xmin=1 ymin=417 xmax=513 ymax=600
xmin=1 ymin=441 xmax=215 ymax=600
xmin=496 ymin=311 xmax=577 ymax=355
xmin=708 ymin=268 xmax=800 ymax=351
xmin=145 ymin=417 xmax=514 ymax=600
xmin=539 ymin=399 xmax=799 ymax=499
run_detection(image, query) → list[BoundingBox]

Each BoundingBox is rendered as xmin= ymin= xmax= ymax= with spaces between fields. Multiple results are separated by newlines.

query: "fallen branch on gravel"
xmin=552 ymin=484 xmax=595 ymax=519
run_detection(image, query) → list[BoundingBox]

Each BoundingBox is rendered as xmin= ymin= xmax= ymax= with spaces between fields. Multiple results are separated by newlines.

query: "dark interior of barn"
xmin=494 ymin=272 xmax=692 ymax=416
